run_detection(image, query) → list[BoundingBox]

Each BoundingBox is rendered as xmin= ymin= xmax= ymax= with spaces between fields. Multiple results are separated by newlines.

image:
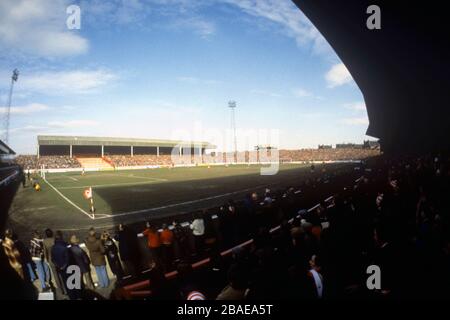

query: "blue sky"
xmin=0 ymin=0 xmax=371 ymax=154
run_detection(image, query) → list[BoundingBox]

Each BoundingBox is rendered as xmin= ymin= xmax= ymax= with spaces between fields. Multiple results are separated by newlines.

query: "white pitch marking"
xmin=22 ymin=206 xmax=56 ymax=212
xmin=43 ymin=177 xmax=94 ymax=220
xmin=67 ymin=176 xmax=78 ymax=181
xmin=115 ymin=173 xmax=168 ymax=181
xmin=93 ymin=184 xmax=268 ymax=220
xmin=57 ymin=180 xmax=160 ymax=190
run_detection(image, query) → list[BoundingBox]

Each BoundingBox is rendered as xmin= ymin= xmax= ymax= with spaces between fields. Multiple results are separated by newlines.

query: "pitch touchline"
xmin=56 ymin=180 xmax=161 ymax=190
xmin=42 ymin=177 xmax=94 ymax=220
xmin=115 ymin=173 xmax=168 ymax=181
xmin=93 ymin=184 xmax=269 ymax=220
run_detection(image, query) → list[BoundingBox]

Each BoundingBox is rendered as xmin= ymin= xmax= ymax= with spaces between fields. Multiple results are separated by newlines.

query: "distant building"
xmin=363 ymin=140 xmax=380 ymax=149
xmin=254 ymin=145 xmax=276 ymax=151
xmin=0 ymin=139 xmax=16 ymax=164
xmin=36 ymin=135 xmax=215 ymax=158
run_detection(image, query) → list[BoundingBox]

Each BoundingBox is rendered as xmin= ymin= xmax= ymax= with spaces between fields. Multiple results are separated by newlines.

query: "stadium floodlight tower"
xmin=2 ymin=69 xmax=19 ymax=144
xmin=228 ymin=100 xmax=237 ymax=163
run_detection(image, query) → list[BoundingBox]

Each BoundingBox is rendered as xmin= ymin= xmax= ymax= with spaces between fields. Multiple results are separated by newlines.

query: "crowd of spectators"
xmin=2 ymin=152 xmax=449 ymax=300
xmin=107 ymin=155 xmax=173 ymax=167
xmin=13 ymin=148 xmax=379 ymax=170
xmin=106 ymin=148 xmax=380 ymax=167
xmin=278 ymin=148 xmax=379 ymax=162
xmin=15 ymin=155 xmax=81 ymax=169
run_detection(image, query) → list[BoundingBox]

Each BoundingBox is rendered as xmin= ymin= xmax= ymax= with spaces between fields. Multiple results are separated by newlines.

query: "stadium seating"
xmin=76 ymin=157 xmax=114 ymax=169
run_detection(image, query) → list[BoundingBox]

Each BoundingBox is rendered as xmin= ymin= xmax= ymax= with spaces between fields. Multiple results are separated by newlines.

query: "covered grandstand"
xmin=37 ymin=135 xmax=215 ymax=158
xmin=0 ymin=139 xmax=16 ymax=163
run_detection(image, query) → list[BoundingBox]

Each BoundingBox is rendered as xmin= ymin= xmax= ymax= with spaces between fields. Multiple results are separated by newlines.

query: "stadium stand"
xmin=4 ymin=151 xmax=449 ymax=300
xmin=13 ymin=148 xmax=380 ymax=170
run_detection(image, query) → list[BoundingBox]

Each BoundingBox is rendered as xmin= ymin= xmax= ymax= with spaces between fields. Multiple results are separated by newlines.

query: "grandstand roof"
xmin=37 ymin=135 xmax=215 ymax=149
xmin=294 ymin=0 xmax=450 ymax=152
xmin=0 ymin=140 xmax=15 ymax=155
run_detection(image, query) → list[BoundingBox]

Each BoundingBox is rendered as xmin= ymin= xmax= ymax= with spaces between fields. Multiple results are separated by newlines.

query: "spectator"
xmin=309 ymin=254 xmax=324 ymax=298
xmin=13 ymin=232 xmax=35 ymax=285
xmin=227 ymin=200 xmax=240 ymax=243
xmin=2 ymin=229 xmax=24 ymax=279
xmin=85 ymin=227 xmax=109 ymax=288
xmin=216 ymin=264 xmax=248 ymax=300
xmin=51 ymin=231 xmax=72 ymax=298
xmin=69 ymin=235 xmax=95 ymax=290
xmin=29 ymin=230 xmax=51 ymax=291
xmin=115 ymin=223 xmax=141 ymax=276
xmin=43 ymin=228 xmax=66 ymax=295
xmin=203 ymin=213 xmax=217 ymax=251
xmin=172 ymin=221 xmax=189 ymax=261
xmin=176 ymin=261 xmax=206 ymax=300
xmin=146 ymin=260 xmax=175 ymax=300
xmin=190 ymin=212 xmax=205 ymax=256
xmin=263 ymin=189 xmax=273 ymax=205
xmin=101 ymin=231 xmax=124 ymax=282
xmin=160 ymin=224 xmax=174 ymax=271
xmin=142 ymin=222 xmax=161 ymax=264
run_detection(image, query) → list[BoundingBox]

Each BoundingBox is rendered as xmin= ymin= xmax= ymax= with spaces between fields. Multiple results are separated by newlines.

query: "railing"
xmin=102 ymin=156 xmax=116 ymax=169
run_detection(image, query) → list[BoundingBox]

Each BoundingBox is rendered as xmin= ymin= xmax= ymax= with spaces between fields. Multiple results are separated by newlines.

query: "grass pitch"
xmin=7 ymin=163 xmax=336 ymax=234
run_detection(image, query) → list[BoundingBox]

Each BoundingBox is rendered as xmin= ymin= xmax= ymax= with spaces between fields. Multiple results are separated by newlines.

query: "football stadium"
xmin=1 ymin=0 xmax=450 ymax=308
xmin=10 ymin=135 xmax=378 ymax=235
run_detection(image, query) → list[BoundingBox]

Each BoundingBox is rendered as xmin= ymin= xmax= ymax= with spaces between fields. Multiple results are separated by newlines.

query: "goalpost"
xmin=40 ymin=164 xmax=46 ymax=179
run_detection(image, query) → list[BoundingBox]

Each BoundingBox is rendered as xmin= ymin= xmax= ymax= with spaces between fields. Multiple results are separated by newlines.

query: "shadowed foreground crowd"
xmin=2 ymin=153 xmax=449 ymax=300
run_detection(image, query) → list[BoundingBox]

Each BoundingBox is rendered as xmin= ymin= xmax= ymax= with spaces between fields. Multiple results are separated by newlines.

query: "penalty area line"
xmin=43 ymin=177 xmax=94 ymax=220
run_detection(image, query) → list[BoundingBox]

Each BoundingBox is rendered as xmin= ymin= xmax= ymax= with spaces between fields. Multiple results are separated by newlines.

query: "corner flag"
xmin=83 ymin=187 xmax=92 ymax=200
xmin=83 ymin=187 xmax=95 ymax=216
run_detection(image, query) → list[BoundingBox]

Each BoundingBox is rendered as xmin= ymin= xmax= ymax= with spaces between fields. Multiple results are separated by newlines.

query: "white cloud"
xmin=0 ymin=103 xmax=50 ymax=114
xmin=8 ymin=125 xmax=48 ymax=133
xmin=341 ymin=101 xmax=368 ymax=125
xmin=344 ymin=102 xmax=366 ymax=111
xmin=6 ymin=119 xmax=99 ymax=135
xmin=292 ymin=88 xmax=312 ymax=98
xmin=47 ymin=120 xmax=100 ymax=128
xmin=250 ymin=89 xmax=282 ymax=97
xmin=82 ymin=0 xmax=216 ymax=40
xmin=0 ymin=0 xmax=88 ymax=57
xmin=0 ymin=92 xmax=29 ymax=103
xmin=325 ymin=63 xmax=354 ymax=88
xmin=341 ymin=117 xmax=369 ymax=126
xmin=172 ymin=16 xmax=216 ymax=38
xmin=224 ymin=0 xmax=334 ymax=56
xmin=114 ymin=0 xmax=145 ymax=25
xmin=5 ymin=120 xmax=99 ymax=135
xmin=17 ymin=69 xmax=118 ymax=95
